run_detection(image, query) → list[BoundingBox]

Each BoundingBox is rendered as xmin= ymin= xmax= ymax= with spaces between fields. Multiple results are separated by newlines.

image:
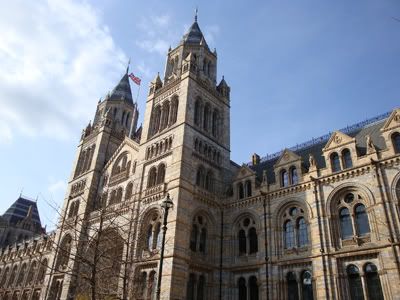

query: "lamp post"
xmin=156 ymin=193 xmax=174 ymax=300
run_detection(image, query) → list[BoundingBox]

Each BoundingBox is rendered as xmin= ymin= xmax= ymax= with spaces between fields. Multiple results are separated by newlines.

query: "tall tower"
xmin=45 ymin=70 xmax=139 ymax=299
xmin=138 ymin=14 xmax=231 ymax=299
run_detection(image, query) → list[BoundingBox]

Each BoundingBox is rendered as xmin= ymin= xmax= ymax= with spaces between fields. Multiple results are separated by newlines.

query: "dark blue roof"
xmin=108 ymin=73 xmax=134 ymax=104
xmin=182 ymin=21 xmax=209 ymax=49
xmin=2 ymin=197 xmax=42 ymax=227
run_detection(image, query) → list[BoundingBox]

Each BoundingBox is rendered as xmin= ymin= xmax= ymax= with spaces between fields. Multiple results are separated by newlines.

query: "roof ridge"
xmin=248 ymin=110 xmax=391 ymax=165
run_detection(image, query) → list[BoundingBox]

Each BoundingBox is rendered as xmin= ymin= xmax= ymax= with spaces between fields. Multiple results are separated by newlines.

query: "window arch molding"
xmin=326 ymin=184 xmax=374 ymax=248
xmin=275 ymin=200 xmax=312 ymax=253
xmin=111 ymin=151 xmax=131 ymax=176
xmin=390 ymin=131 xmax=400 ymax=154
xmin=189 ymin=210 xmax=216 ymax=255
xmin=232 ymin=212 xmax=260 ymax=256
xmin=138 ymin=207 xmax=163 ymax=256
xmin=390 ymin=171 xmax=400 ymax=203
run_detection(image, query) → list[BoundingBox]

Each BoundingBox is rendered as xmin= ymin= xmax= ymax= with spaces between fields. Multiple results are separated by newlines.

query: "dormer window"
xmin=342 ymin=149 xmax=353 ymax=169
xmin=330 ymin=152 xmax=341 ymax=172
xmin=290 ymin=167 xmax=298 ymax=185
xmin=281 ymin=170 xmax=289 ymax=187
xmin=392 ymin=132 xmax=400 ymax=153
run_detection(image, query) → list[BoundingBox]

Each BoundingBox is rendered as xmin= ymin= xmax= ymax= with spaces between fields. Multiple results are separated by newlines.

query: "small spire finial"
xmin=126 ymin=58 xmax=131 ymax=74
xmin=195 ymin=7 xmax=198 ymax=22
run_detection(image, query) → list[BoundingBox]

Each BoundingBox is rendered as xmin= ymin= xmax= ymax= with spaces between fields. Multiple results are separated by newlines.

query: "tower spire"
xmin=126 ymin=58 xmax=130 ymax=74
xmin=195 ymin=7 xmax=198 ymax=22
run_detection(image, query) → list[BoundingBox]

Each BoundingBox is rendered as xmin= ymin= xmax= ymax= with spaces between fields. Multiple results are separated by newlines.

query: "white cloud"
xmin=136 ymin=39 xmax=169 ymax=56
xmin=48 ymin=180 xmax=67 ymax=195
xmin=204 ymin=25 xmax=220 ymax=47
xmin=0 ymin=0 xmax=128 ymax=144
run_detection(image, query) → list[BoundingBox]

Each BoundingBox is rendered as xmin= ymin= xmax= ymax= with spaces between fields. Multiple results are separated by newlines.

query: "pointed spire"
xmin=106 ymin=72 xmax=134 ymax=104
xmin=126 ymin=58 xmax=130 ymax=74
xmin=195 ymin=7 xmax=198 ymax=22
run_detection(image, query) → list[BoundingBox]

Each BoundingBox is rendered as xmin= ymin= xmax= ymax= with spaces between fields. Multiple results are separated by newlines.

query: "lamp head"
xmin=161 ymin=193 xmax=174 ymax=210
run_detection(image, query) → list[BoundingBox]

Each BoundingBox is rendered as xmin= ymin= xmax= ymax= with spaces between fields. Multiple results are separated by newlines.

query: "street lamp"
xmin=156 ymin=193 xmax=174 ymax=300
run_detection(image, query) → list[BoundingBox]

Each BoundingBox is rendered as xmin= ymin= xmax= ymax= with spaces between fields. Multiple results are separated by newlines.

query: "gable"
xmin=323 ymin=131 xmax=354 ymax=151
xmin=234 ymin=164 xmax=255 ymax=181
xmin=381 ymin=108 xmax=400 ymax=132
xmin=274 ymin=149 xmax=301 ymax=168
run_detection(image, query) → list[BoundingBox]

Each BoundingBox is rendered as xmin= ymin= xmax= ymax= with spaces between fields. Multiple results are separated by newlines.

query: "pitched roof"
xmin=182 ymin=21 xmax=209 ymax=49
xmin=107 ymin=73 xmax=134 ymax=104
xmin=2 ymin=197 xmax=42 ymax=227
xmin=249 ymin=116 xmax=388 ymax=184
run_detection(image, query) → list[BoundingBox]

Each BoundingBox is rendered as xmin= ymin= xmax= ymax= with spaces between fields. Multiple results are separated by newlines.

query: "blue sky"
xmin=0 ymin=0 xmax=399 ymax=229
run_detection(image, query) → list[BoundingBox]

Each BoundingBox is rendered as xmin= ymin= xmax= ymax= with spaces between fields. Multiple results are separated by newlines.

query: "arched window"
xmin=238 ymin=229 xmax=247 ymax=255
xmin=115 ymin=187 xmax=123 ymax=203
xmin=339 ymin=207 xmax=353 ymax=239
xmin=238 ymin=182 xmax=244 ymax=199
xmin=290 ymin=167 xmax=298 ymax=185
xmin=249 ymin=276 xmax=259 ymax=300
xmin=248 ymin=227 xmax=258 ymax=254
xmin=364 ymin=263 xmax=384 ymax=300
xmin=197 ymin=275 xmax=205 ymax=300
xmin=187 ymin=273 xmax=196 ymax=300
xmin=212 ymin=110 xmax=219 ymax=137
xmin=354 ymin=204 xmax=370 ymax=236
xmin=281 ymin=169 xmax=289 ymax=187
xmin=147 ymin=271 xmax=157 ymax=300
xmin=392 ymin=132 xmax=400 ymax=153
xmin=125 ymin=182 xmax=133 ymax=200
xmin=147 ymin=167 xmax=157 ymax=188
xmin=56 ymin=235 xmax=72 ymax=271
xmin=194 ymin=99 xmax=201 ymax=126
xmin=140 ymin=272 xmax=147 ymax=298
xmin=205 ymin=170 xmax=214 ymax=192
xmin=238 ymin=277 xmax=247 ymax=300
xmin=297 ymin=217 xmax=308 ymax=247
xmin=301 ymin=271 xmax=314 ymax=300
xmin=203 ymin=104 xmax=210 ymax=131
xmin=347 ymin=265 xmax=364 ymax=300
xmin=16 ymin=263 xmax=27 ymax=286
xmin=196 ymin=166 xmax=205 ymax=188
xmin=238 ymin=217 xmax=258 ymax=255
xmin=36 ymin=259 xmax=47 ymax=284
xmin=160 ymin=101 xmax=170 ymax=131
xmin=9 ymin=265 xmax=18 ymax=287
xmin=0 ymin=267 xmax=9 ymax=287
xmin=342 ymin=149 xmax=353 ymax=169
xmin=26 ymin=261 xmax=37 ymax=286
xmin=157 ymin=163 xmax=166 ymax=184
xmin=144 ymin=212 xmax=162 ymax=252
xmin=284 ymin=220 xmax=294 ymax=249
xmin=169 ymin=97 xmax=179 ymax=125
xmin=245 ymin=180 xmax=252 ymax=197
xmin=330 ymin=152 xmax=341 ymax=172
xmin=199 ymin=228 xmax=207 ymax=253
xmin=287 ymin=272 xmax=299 ymax=300
xmin=190 ymin=224 xmax=198 ymax=251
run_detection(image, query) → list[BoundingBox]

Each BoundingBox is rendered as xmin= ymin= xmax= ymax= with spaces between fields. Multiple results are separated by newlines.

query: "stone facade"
xmin=1 ymin=16 xmax=400 ymax=300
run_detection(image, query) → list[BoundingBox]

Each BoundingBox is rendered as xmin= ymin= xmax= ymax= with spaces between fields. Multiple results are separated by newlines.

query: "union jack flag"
xmin=129 ymin=73 xmax=141 ymax=85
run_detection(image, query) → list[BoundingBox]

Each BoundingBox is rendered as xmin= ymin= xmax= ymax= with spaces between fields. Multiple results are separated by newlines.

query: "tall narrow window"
xmin=186 ymin=274 xmax=196 ymax=300
xmin=301 ymin=271 xmax=314 ymax=300
xmin=364 ymin=263 xmax=384 ymax=300
xmin=392 ymin=132 xmax=400 ymax=153
xmin=284 ymin=220 xmax=294 ymax=249
xmin=203 ymin=104 xmax=210 ymax=131
xmin=199 ymin=228 xmax=207 ymax=253
xmin=245 ymin=180 xmax=252 ymax=197
xmin=194 ymin=99 xmax=201 ymax=126
xmin=196 ymin=166 xmax=205 ymax=188
xmin=281 ymin=169 xmax=289 ymax=187
xmin=249 ymin=227 xmax=258 ymax=254
xmin=147 ymin=225 xmax=153 ymax=250
xmin=156 ymin=163 xmax=166 ymax=184
xmin=170 ymin=97 xmax=179 ymax=125
xmin=339 ymin=208 xmax=353 ymax=239
xmin=154 ymin=223 xmax=161 ymax=249
xmin=238 ymin=183 xmax=244 ymax=199
xmin=239 ymin=229 xmax=247 ymax=255
xmin=342 ymin=149 xmax=353 ymax=169
xmin=347 ymin=265 xmax=364 ymax=300
xmin=331 ymin=152 xmax=341 ymax=172
xmin=197 ymin=275 xmax=205 ymax=300
xmin=287 ymin=272 xmax=299 ymax=300
xmin=125 ymin=183 xmax=133 ymax=200
xmin=212 ymin=110 xmax=219 ymax=137
xmin=355 ymin=204 xmax=370 ymax=236
xmin=238 ymin=277 xmax=247 ymax=300
xmin=190 ymin=224 xmax=198 ymax=252
xmin=290 ymin=167 xmax=298 ymax=185
xmin=297 ymin=218 xmax=308 ymax=247
xmin=249 ymin=276 xmax=259 ymax=300
xmin=147 ymin=167 xmax=157 ymax=188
